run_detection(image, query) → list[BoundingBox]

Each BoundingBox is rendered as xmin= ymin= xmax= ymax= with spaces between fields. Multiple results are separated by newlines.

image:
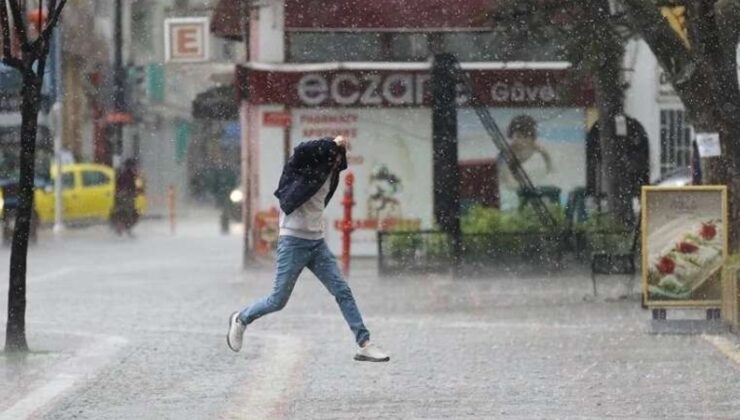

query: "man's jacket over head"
xmin=274 ymin=137 xmax=348 ymax=215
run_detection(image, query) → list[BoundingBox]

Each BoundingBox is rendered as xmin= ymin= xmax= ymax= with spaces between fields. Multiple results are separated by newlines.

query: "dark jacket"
xmin=585 ymin=116 xmax=650 ymax=197
xmin=116 ymin=167 xmax=137 ymax=198
xmin=274 ymin=137 xmax=348 ymax=215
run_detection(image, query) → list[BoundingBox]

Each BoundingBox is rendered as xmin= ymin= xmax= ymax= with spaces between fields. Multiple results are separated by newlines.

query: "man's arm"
xmin=535 ymin=143 xmax=553 ymax=173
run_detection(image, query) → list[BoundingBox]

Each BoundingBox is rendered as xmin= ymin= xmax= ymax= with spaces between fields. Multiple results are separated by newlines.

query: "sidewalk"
xmin=0 ymin=217 xmax=738 ymax=419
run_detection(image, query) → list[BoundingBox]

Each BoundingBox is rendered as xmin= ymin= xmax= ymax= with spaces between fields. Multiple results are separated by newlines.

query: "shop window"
xmin=289 ymin=32 xmax=428 ymax=62
xmin=388 ymin=33 xmax=429 ymax=61
xmin=288 ymin=31 xmax=564 ymax=63
xmin=660 ymin=109 xmax=692 ymax=175
xmin=441 ymin=32 xmax=499 ymax=61
xmin=288 ymin=33 xmax=383 ymax=62
xmin=442 ymin=32 xmax=565 ymax=61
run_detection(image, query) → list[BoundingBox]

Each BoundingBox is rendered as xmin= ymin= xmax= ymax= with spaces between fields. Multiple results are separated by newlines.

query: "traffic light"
xmin=126 ymin=65 xmax=147 ymax=118
xmin=127 ymin=65 xmax=147 ymax=96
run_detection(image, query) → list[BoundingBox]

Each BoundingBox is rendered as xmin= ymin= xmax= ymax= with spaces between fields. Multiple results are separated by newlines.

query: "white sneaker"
xmin=226 ymin=312 xmax=246 ymax=352
xmin=354 ymin=343 xmax=390 ymax=362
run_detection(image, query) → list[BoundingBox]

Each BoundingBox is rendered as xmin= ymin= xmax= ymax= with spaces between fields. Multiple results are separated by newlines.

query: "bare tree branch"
xmin=36 ymin=0 xmax=42 ymax=38
xmin=0 ymin=0 xmax=22 ymax=69
xmin=0 ymin=0 xmax=12 ymax=59
xmin=38 ymin=0 xmax=64 ymax=46
xmin=28 ymin=0 xmax=43 ymax=55
xmin=2 ymin=56 xmax=23 ymax=68
xmin=27 ymin=0 xmax=65 ymax=58
xmin=6 ymin=0 xmax=28 ymax=49
xmin=622 ymin=0 xmax=696 ymax=83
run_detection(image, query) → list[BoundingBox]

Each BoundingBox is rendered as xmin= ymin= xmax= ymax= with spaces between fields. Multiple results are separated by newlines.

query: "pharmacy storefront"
xmin=237 ymin=63 xmax=595 ymax=255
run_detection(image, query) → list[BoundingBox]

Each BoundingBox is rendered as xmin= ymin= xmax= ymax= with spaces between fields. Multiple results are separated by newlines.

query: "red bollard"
xmin=340 ymin=172 xmax=355 ymax=277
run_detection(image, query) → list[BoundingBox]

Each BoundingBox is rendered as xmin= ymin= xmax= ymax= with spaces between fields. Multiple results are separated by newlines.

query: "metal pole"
xmin=52 ymin=103 xmax=64 ymax=233
xmin=51 ymin=27 xmax=64 ymax=234
xmin=112 ymin=0 xmax=124 ymax=169
xmin=431 ymin=54 xmax=462 ymax=272
xmin=241 ymin=0 xmax=257 ymax=267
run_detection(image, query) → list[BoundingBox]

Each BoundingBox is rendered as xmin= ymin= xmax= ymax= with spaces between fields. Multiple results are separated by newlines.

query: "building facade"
xmin=57 ymin=0 xmax=247 ymax=215
xmin=624 ymin=38 xmax=697 ymax=183
xmin=212 ymin=0 xmax=604 ymax=256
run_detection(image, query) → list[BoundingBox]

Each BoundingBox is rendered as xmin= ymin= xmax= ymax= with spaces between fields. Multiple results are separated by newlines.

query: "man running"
xmin=227 ymin=135 xmax=390 ymax=362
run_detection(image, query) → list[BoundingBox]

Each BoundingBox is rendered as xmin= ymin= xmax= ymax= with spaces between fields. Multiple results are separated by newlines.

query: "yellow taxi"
xmin=32 ymin=163 xmax=147 ymax=224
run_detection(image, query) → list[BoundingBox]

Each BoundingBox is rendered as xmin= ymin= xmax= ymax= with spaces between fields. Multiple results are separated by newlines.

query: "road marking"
xmin=111 ymin=325 xmax=306 ymax=419
xmin=31 ymin=267 xmax=76 ymax=283
xmin=298 ymin=313 xmax=621 ymax=332
xmin=702 ymin=334 xmax=740 ymax=368
xmin=0 ymin=374 xmax=77 ymax=420
xmin=224 ymin=334 xmax=305 ymax=420
xmin=561 ymin=361 xmax=599 ymax=386
xmin=0 ymin=333 xmax=128 ymax=420
xmin=0 ymin=267 xmax=76 ymax=296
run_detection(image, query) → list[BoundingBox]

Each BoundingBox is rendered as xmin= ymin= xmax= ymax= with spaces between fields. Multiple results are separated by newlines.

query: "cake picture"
xmin=642 ymin=187 xmax=727 ymax=305
xmin=646 ymin=219 xmax=723 ymax=300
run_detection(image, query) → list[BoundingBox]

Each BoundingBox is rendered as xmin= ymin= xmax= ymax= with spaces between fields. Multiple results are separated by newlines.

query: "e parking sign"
xmin=165 ymin=17 xmax=210 ymax=63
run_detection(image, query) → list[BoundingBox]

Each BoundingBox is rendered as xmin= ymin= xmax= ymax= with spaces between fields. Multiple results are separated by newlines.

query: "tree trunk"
xmin=622 ymin=0 xmax=740 ymax=249
xmin=595 ymin=35 xmax=632 ymax=226
xmin=715 ymin=1 xmax=740 ymax=251
xmin=5 ymin=70 xmax=42 ymax=353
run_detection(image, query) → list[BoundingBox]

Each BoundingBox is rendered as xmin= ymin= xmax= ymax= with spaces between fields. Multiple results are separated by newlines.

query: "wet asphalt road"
xmin=1 ymin=214 xmax=739 ymax=419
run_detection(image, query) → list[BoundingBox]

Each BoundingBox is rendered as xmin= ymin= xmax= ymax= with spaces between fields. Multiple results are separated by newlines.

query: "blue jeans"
xmin=238 ymin=236 xmax=370 ymax=346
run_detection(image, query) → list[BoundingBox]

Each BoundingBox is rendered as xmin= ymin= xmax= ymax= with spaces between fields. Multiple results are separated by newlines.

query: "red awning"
xmin=211 ymin=0 xmax=243 ymax=40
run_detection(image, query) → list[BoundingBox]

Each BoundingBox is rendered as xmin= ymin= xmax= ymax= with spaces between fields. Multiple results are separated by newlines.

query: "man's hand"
xmin=333 ymin=135 xmax=348 ymax=149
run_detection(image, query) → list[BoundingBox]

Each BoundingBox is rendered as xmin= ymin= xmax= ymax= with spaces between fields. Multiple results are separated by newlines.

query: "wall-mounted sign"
xmin=165 ymin=17 xmax=210 ymax=63
xmin=238 ymin=67 xmax=595 ymax=108
xmin=263 ymin=111 xmax=292 ymax=128
xmin=642 ymin=186 xmax=728 ymax=308
xmin=695 ymin=133 xmax=721 ymax=158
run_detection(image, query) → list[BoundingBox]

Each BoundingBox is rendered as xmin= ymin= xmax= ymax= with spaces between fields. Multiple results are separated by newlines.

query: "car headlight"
xmin=229 ymin=189 xmax=243 ymax=203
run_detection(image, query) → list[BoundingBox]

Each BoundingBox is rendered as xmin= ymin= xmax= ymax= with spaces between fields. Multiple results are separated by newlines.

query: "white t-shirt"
xmin=279 ymin=177 xmax=332 ymax=240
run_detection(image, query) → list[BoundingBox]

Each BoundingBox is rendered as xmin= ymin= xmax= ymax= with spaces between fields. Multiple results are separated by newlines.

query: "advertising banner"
xmin=289 ymin=106 xmax=589 ymax=254
xmin=642 ymin=186 xmax=728 ymax=308
xmin=291 ymin=108 xmax=433 ymax=256
xmin=458 ymin=107 xmax=587 ymax=210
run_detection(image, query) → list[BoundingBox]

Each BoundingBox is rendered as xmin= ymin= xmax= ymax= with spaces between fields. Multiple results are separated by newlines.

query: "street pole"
xmin=241 ymin=0 xmax=257 ymax=267
xmin=431 ymin=54 xmax=462 ymax=273
xmin=112 ymin=0 xmax=124 ymax=169
xmin=52 ymin=102 xmax=64 ymax=233
xmin=51 ymin=27 xmax=64 ymax=234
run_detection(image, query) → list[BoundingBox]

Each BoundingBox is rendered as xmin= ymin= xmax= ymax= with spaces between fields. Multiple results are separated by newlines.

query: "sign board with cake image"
xmin=641 ymin=186 xmax=728 ymax=308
